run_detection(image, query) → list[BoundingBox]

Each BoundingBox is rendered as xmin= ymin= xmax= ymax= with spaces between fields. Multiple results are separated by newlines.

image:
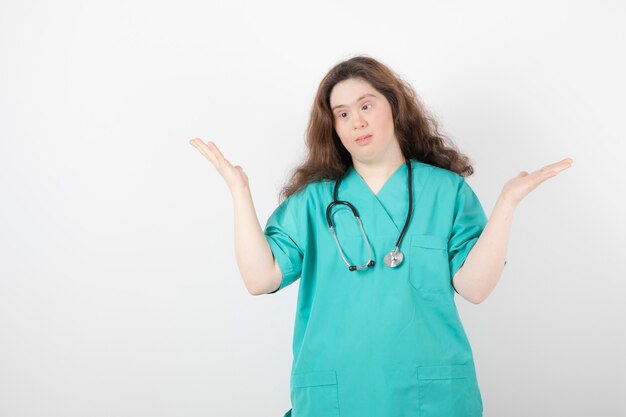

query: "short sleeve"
xmin=263 ymin=194 xmax=305 ymax=294
xmin=448 ymin=178 xmax=487 ymax=283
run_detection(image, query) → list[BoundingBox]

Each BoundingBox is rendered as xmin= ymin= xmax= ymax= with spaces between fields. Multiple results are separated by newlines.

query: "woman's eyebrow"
xmin=331 ymin=93 xmax=377 ymax=111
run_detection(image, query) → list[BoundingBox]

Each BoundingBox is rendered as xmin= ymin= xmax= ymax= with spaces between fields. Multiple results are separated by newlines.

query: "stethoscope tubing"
xmin=325 ymin=160 xmax=413 ymax=271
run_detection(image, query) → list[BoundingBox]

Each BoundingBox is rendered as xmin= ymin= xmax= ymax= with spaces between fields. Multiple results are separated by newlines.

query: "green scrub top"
xmin=264 ymin=159 xmax=487 ymax=417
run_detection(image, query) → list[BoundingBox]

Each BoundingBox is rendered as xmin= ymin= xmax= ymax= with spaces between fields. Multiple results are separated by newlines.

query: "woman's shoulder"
xmin=279 ymin=178 xmax=333 ymax=207
xmin=410 ymin=159 xmax=464 ymax=186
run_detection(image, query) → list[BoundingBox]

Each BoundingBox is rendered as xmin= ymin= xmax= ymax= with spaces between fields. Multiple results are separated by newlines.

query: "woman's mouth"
xmin=355 ymin=134 xmax=372 ymax=145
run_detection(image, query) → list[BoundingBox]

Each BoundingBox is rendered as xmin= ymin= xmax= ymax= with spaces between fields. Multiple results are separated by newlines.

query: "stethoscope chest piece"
xmin=384 ymin=248 xmax=404 ymax=268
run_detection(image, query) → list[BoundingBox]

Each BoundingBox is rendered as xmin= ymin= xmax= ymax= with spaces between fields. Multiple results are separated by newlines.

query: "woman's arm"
xmin=189 ymin=139 xmax=282 ymax=296
xmin=452 ymin=158 xmax=573 ymax=304
xmin=231 ymin=185 xmax=283 ymax=295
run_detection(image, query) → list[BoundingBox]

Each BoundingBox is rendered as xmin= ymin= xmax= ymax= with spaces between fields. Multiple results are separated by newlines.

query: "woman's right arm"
xmin=189 ymin=138 xmax=282 ymax=295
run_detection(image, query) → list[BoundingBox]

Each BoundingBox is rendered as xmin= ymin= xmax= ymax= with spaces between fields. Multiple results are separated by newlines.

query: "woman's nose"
xmin=353 ymin=113 xmax=367 ymax=129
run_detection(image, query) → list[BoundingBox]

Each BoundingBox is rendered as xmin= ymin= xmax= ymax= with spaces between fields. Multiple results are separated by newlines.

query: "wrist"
xmin=230 ymin=184 xmax=252 ymax=201
xmin=230 ymin=183 xmax=251 ymax=199
xmin=496 ymin=191 xmax=519 ymax=211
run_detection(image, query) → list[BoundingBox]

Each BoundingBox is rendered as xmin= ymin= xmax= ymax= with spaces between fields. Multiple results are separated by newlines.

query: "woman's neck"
xmin=352 ymin=152 xmax=406 ymax=195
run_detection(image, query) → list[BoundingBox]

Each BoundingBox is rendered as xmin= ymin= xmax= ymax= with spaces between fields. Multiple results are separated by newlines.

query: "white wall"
xmin=1 ymin=0 xmax=624 ymax=416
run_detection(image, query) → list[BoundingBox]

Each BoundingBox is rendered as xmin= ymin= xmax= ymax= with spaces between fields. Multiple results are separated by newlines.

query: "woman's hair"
xmin=280 ymin=55 xmax=474 ymax=201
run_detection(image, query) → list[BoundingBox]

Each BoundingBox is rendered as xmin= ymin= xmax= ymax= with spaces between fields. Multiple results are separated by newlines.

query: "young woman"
xmin=190 ymin=56 xmax=572 ymax=417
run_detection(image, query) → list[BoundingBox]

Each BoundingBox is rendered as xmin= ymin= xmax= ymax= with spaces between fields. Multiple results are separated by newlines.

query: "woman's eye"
xmin=362 ymin=103 xmax=372 ymax=110
xmin=338 ymin=112 xmax=348 ymax=119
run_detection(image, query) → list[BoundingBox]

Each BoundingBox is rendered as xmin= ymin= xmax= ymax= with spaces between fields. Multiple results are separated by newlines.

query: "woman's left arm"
xmin=452 ymin=157 xmax=574 ymax=304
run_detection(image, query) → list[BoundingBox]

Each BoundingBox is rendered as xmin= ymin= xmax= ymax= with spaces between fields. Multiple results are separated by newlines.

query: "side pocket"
xmin=408 ymin=235 xmax=450 ymax=292
xmin=291 ymin=370 xmax=339 ymax=417
xmin=417 ymin=364 xmax=482 ymax=417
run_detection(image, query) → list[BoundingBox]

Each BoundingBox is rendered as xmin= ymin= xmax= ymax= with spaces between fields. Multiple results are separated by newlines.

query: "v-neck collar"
xmin=347 ymin=160 xmax=406 ymax=198
xmin=335 ymin=160 xmax=431 ymax=234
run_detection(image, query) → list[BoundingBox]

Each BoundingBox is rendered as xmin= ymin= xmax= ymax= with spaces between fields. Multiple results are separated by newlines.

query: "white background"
xmin=1 ymin=1 xmax=624 ymax=416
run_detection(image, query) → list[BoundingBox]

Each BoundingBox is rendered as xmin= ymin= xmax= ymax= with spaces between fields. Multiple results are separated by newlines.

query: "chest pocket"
xmin=408 ymin=235 xmax=451 ymax=292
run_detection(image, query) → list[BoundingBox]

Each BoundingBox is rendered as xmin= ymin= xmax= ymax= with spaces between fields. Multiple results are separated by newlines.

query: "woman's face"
xmin=329 ymin=78 xmax=399 ymax=165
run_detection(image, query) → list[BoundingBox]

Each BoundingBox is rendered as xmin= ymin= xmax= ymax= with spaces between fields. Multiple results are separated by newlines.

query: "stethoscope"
xmin=325 ymin=160 xmax=413 ymax=271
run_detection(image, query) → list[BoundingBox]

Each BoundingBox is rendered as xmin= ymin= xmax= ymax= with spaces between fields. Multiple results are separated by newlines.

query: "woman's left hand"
xmin=500 ymin=157 xmax=573 ymax=207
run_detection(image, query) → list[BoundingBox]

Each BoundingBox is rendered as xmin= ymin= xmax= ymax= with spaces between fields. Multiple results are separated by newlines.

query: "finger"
xmin=542 ymin=157 xmax=574 ymax=174
xmin=189 ymin=139 xmax=218 ymax=165
xmin=205 ymin=141 xmax=227 ymax=164
xmin=529 ymin=159 xmax=571 ymax=181
xmin=526 ymin=166 xmax=561 ymax=189
xmin=533 ymin=168 xmax=558 ymax=184
xmin=550 ymin=158 xmax=573 ymax=173
xmin=510 ymin=169 xmax=551 ymax=194
xmin=190 ymin=139 xmax=233 ymax=171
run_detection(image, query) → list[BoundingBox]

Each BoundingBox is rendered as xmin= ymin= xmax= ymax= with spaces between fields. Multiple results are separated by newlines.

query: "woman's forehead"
xmin=330 ymin=78 xmax=379 ymax=108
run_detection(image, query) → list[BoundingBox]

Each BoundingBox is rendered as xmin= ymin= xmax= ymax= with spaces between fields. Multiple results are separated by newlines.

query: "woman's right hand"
xmin=189 ymin=138 xmax=249 ymax=192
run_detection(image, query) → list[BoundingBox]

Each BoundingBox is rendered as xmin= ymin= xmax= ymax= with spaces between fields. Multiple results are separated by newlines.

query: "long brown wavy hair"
xmin=280 ymin=55 xmax=474 ymax=201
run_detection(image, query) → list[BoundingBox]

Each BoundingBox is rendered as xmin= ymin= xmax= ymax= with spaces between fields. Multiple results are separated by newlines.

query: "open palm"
xmin=502 ymin=158 xmax=573 ymax=205
xmin=189 ymin=139 xmax=249 ymax=191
